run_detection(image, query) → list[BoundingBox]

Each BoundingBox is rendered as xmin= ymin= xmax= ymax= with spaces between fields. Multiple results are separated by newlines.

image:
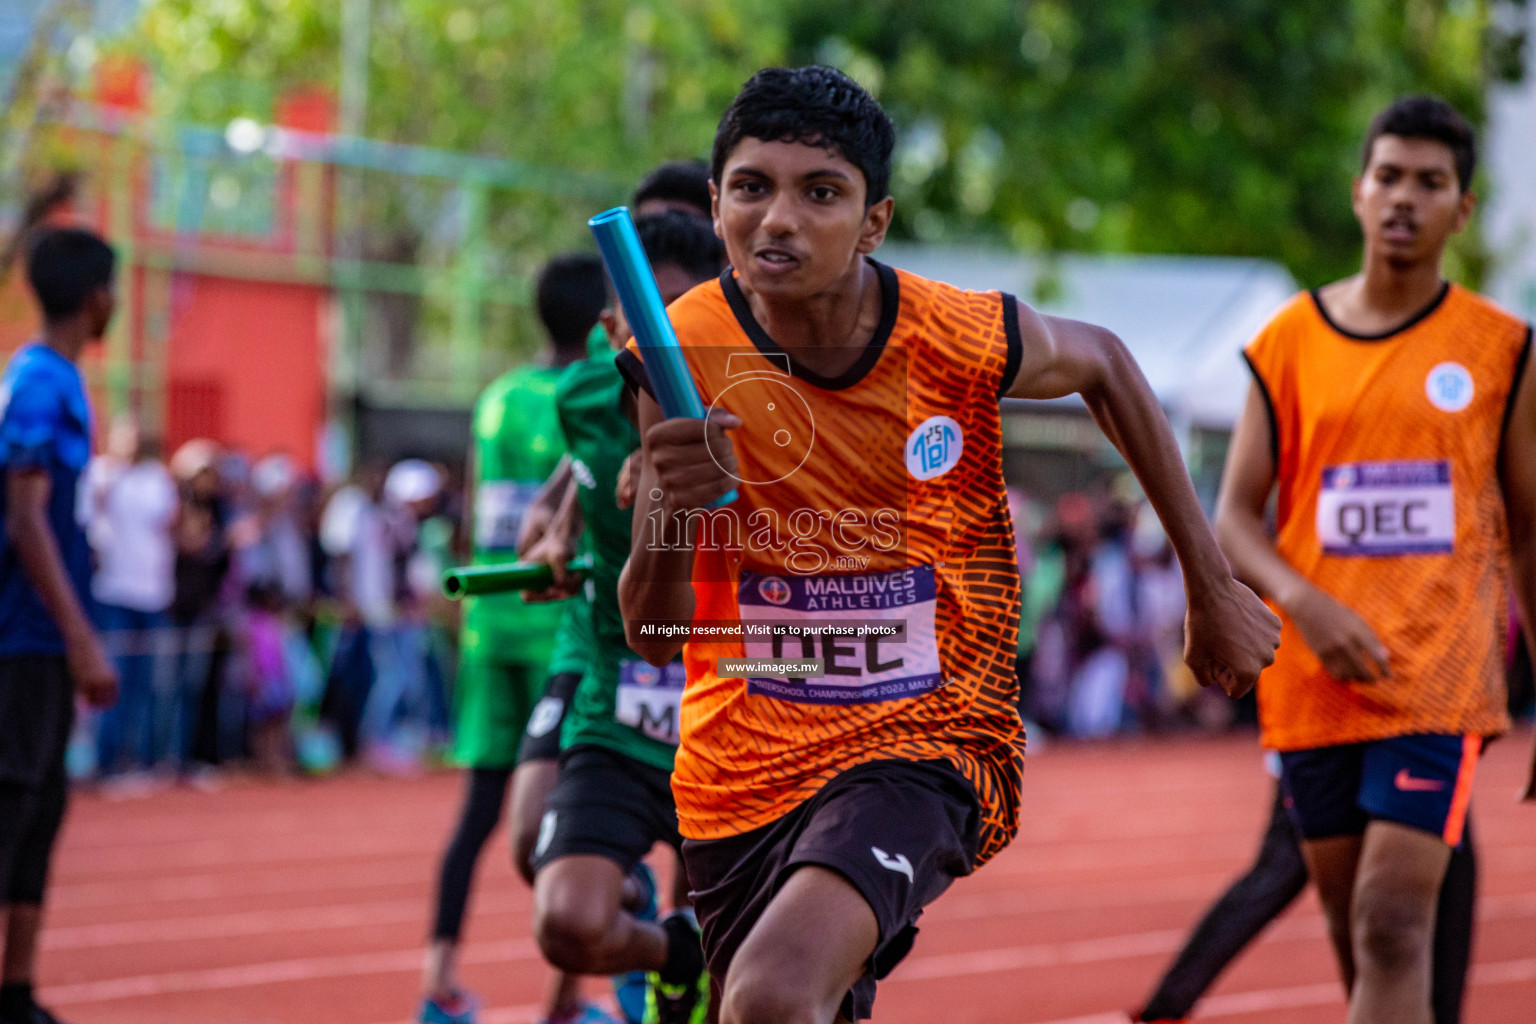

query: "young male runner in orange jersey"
xmin=614 ymin=66 xmax=1280 ymax=1024
xmin=1215 ymin=96 xmax=1536 ymax=1024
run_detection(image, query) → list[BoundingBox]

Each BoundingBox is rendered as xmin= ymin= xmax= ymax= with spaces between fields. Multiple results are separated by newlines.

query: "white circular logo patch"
xmin=526 ymin=696 xmax=564 ymax=738
xmin=534 ymin=810 xmax=558 ymax=859
xmin=757 ymin=576 xmax=792 ymax=606
xmin=1425 ymin=362 xmax=1474 ymax=412
xmin=906 ymin=416 xmax=964 ymax=480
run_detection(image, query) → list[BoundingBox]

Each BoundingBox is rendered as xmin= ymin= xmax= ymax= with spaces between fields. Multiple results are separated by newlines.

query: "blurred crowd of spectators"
xmin=74 ymin=418 xmax=461 ymax=792
xmin=1010 ymin=486 xmax=1239 ymax=741
xmin=73 ymin=430 xmax=1531 ymax=793
xmin=1011 ymin=484 xmax=1534 ymax=741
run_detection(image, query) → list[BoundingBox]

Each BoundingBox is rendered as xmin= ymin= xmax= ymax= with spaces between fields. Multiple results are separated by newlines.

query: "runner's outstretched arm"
xmin=1005 ymin=304 xmax=1279 ymax=696
xmin=619 ymin=389 xmax=740 ymax=665
xmin=1215 ymin=383 xmax=1392 ymax=684
xmin=1499 ymin=345 xmax=1536 ymax=801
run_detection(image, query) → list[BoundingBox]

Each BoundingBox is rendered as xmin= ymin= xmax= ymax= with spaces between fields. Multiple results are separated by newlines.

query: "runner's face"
xmin=1354 ymin=135 xmax=1474 ymax=268
xmin=713 ymin=138 xmax=892 ymax=299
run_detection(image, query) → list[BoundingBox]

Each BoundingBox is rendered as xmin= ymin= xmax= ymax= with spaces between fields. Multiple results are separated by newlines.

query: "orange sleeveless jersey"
xmin=621 ymin=261 xmax=1026 ymax=863
xmin=1245 ymin=284 xmax=1531 ymax=751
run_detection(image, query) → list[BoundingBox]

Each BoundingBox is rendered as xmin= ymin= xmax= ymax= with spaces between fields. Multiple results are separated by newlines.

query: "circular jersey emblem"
xmin=1425 ymin=362 xmax=1474 ymax=412
xmin=905 ymin=416 xmax=964 ymax=480
xmin=526 ymin=696 xmax=564 ymax=738
xmin=628 ymin=662 xmax=662 ymax=687
xmin=757 ymin=575 xmax=792 ymax=606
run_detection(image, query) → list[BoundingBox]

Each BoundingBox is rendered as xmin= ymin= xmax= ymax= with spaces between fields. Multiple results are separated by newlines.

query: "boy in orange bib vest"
xmin=616 ymin=66 xmax=1281 ymax=1024
xmin=1215 ymin=96 xmax=1536 ymax=1024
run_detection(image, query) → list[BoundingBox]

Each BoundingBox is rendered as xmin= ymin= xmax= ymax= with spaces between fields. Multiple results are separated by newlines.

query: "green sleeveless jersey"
xmin=460 ymin=364 xmax=570 ymax=664
xmin=555 ymin=344 xmax=680 ymax=771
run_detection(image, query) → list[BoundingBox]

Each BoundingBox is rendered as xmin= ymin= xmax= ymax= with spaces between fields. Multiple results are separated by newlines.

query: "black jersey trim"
xmin=1499 ymin=325 xmax=1533 ymax=465
xmin=718 ymin=258 xmax=899 ymax=391
xmin=1242 ymin=352 xmax=1281 ymax=469
xmin=999 ymin=293 xmax=1023 ymax=400
xmin=1309 ymin=280 xmax=1451 ymax=342
xmin=615 ymin=347 xmax=655 ymax=403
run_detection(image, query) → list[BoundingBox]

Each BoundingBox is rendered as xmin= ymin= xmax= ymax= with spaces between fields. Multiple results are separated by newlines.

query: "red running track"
xmin=37 ymin=730 xmax=1536 ymax=1024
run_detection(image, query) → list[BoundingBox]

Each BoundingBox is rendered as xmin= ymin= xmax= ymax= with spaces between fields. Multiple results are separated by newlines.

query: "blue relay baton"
xmin=589 ymin=206 xmax=737 ymax=506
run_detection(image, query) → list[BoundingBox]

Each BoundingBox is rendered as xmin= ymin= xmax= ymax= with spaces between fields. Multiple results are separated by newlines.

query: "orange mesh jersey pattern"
xmin=1246 ymin=285 xmax=1530 ymax=751
xmin=626 ymin=263 xmax=1026 ymax=864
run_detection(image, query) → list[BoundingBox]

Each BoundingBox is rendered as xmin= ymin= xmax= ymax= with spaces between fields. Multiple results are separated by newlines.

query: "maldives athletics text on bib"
xmin=737 ymin=566 xmax=941 ymax=705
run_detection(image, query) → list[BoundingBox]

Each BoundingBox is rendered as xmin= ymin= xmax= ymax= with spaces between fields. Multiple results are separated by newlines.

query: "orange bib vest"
xmin=1245 ymin=284 xmax=1531 ymax=751
xmin=622 ymin=262 xmax=1026 ymax=863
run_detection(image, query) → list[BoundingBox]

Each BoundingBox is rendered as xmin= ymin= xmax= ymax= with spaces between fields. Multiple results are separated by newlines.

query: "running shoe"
xmin=418 ymin=990 xmax=478 ymax=1024
xmin=642 ymin=912 xmax=708 ymax=1024
xmin=538 ymin=1003 xmax=623 ymax=1024
xmin=614 ymin=862 xmax=660 ymax=1023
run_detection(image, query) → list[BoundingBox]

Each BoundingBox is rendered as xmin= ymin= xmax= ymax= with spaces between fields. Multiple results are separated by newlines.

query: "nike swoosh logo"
xmin=871 ymin=846 xmax=914 ymax=883
xmin=1395 ymin=768 xmax=1447 ymax=792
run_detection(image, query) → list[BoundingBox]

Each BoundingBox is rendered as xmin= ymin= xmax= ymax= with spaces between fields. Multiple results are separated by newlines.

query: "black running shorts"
xmin=681 ymin=758 xmax=981 ymax=1021
xmin=0 ymin=656 xmax=75 ymax=904
xmin=531 ymin=744 xmax=682 ymax=872
xmin=516 ymin=670 xmax=581 ymax=765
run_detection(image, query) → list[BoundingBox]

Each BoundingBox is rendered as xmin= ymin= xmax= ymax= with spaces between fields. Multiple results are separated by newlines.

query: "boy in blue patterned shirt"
xmin=0 ymin=227 xmax=120 ymax=1024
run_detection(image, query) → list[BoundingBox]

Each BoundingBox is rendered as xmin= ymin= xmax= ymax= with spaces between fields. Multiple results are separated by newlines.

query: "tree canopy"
xmin=102 ymin=0 xmax=1533 ymax=289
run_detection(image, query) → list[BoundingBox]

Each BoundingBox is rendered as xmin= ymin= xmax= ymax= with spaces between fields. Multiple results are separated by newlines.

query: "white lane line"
xmin=893 ymin=890 xmax=1536 ymax=983
xmin=41 ymin=872 xmax=1224 ymax=950
xmin=41 ymin=893 xmax=521 ymax=950
xmin=47 ymin=857 xmax=431 ymax=911
xmin=891 ymin=928 xmax=1192 ymax=980
xmin=53 ymin=831 xmax=444 ymax=879
xmin=41 ymin=938 xmax=537 ymax=1006
xmin=41 ymin=881 xmax=1531 ymax=955
xmin=40 ymin=892 xmax=1536 ymax=1007
xmin=1024 ymin=958 xmax=1536 ymax=1023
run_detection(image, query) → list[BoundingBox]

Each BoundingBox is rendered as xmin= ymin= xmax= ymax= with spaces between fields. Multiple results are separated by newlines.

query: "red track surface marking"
xmin=37 ymin=730 xmax=1536 ymax=1023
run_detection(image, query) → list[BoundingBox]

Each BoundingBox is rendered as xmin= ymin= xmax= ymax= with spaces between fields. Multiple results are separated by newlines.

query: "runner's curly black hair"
xmin=636 ymin=211 xmax=726 ymax=282
xmin=712 ymin=66 xmax=895 ymax=208
xmin=1362 ymin=96 xmax=1476 ymax=192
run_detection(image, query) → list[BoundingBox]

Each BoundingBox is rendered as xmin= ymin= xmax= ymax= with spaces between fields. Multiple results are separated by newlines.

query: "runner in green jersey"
xmin=421 ymin=255 xmax=608 ymax=1024
xmin=525 ymin=213 xmax=724 ymax=1024
xmin=556 ymin=343 xmax=676 ymax=768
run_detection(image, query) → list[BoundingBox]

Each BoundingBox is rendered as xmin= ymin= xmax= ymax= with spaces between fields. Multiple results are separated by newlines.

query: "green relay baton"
xmin=441 ymin=555 xmax=595 ymax=599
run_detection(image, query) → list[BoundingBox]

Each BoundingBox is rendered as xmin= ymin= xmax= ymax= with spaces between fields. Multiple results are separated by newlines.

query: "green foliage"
xmin=122 ymin=0 xmax=787 ymax=369
xmin=129 ymin=0 xmax=785 ymax=245
xmin=120 ymin=0 xmax=1526 ymax=293
xmin=782 ymin=0 xmax=1526 ymax=287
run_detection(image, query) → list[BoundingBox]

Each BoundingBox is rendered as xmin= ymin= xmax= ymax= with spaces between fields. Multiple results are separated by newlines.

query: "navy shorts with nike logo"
xmin=681 ymin=759 xmax=980 ymax=1021
xmin=1278 ymin=733 xmax=1481 ymax=846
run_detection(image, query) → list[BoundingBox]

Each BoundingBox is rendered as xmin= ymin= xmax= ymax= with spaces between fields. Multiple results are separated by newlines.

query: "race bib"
xmin=737 ymin=566 xmax=942 ymax=705
xmin=474 ymin=480 xmax=542 ymax=551
xmin=615 ymin=660 xmax=686 ymax=745
xmin=1316 ymin=460 xmax=1454 ymax=556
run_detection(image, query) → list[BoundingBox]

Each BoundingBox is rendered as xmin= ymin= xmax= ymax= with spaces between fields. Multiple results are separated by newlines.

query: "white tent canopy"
xmin=878 ymin=244 xmax=1298 ymax=429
